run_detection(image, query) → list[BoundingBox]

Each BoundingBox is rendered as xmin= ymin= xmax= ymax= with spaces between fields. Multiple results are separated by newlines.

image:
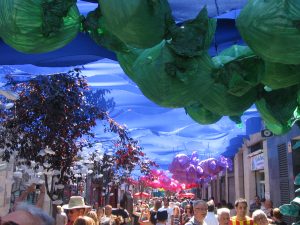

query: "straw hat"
xmin=62 ymin=196 xmax=91 ymax=210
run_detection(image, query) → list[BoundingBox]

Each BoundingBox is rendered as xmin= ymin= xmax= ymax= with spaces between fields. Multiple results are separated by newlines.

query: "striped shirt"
xmin=230 ymin=216 xmax=255 ymax=225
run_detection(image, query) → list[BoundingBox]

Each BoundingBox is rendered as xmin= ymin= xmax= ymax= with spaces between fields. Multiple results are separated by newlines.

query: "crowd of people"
xmin=53 ymin=195 xmax=286 ymax=225
xmin=0 ymin=191 xmax=288 ymax=225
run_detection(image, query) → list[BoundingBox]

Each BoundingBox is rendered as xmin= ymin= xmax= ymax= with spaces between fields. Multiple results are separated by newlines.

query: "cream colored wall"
xmin=0 ymin=161 xmax=13 ymax=216
xmin=234 ymin=149 xmax=244 ymax=199
xmin=262 ymin=141 xmax=270 ymax=199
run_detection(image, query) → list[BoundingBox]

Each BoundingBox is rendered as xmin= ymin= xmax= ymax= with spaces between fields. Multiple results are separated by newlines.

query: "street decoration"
xmin=0 ymin=0 xmax=300 ymax=135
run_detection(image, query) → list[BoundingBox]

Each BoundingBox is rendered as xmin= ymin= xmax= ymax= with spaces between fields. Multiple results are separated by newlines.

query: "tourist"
xmin=249 ymin=196 xmax=261 ymax=217
xmin=73 ymin=216 xmax=95 ymax=225
xmin=252 ymin=210 xmax=269 ymax=225
xmin=185 ymin=200 xmax=208 ymax=225
xmin=230 ymin=198 xmax=254 ymax=225
xmin=63 ymin=196 xmax=91 ymax=225
xmin=217 ymin=208 xmax=230 ymax=225
xmin=204 ymin=200 xmax=218 ymax=225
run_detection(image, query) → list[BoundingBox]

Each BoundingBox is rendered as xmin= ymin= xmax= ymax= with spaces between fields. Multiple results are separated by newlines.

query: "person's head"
xmin=1 ymin=202 xmax=54 ymax=225
xmin=234 ymin=198 xmax=248 ymax=219
xmin=193 ymin=200 xmax=208 ymax=222
xmin=97 ymin=207 xmax=104 ymax=218
xmin=184 ymin=204 xmax=193 ymax=214
xmin=57 ymin=205 xmax=63 ymax=214
xmin=154 ymin=200 xmax=162 ymax=211
xmin=265 ymin=199 xmax=273 ymax=209
xmin=254 ymin=196 xmax=260 ymax=204
xmin=163 ymin=198 xmax=169 ymax=207
xmin=207 ymin=200 xmax=215 ymax=212
xmin=86 ymin=211 xmax=98 ymax=225
xmin=104 ymin=205 xmax=112 ymax=216
xmin=93 ymin=202 xmax=99 ymax=209
xmin=63 ymin=196 xmax=91 ymax=223
xmin=217 ymin=208 xmax=230 ymax=225
xmin=156 ymin=209 xmax=168 ymax=223
xmin=252 ymin=210 xmax=269 ymax=225
xmin=173 ymin=206 xmax=180 ymax=217
xmin=272 ymin=208 xmax=283 ymax=220
xmin=73 ymin=216 xmax=95 ymax=225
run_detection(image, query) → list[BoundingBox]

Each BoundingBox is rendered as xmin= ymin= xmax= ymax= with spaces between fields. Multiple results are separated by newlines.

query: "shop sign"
xmin=251 ymin=153 xmax=264 ymax=171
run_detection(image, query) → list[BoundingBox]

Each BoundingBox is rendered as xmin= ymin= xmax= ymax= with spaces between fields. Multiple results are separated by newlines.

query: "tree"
xmin=0 ymin=70 xmax=110 ymax=200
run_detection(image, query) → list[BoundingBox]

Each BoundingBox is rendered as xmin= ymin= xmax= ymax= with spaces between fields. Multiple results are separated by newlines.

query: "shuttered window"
xmin=277 ymin=143 xmax=292 ymax=224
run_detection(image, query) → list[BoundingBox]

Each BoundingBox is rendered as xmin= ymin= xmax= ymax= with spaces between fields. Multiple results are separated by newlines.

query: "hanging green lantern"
xmin=262 ymin=61 xmax=300 ymax=90
xmin=255 ymin=85 xmax=300 ymax=135
xmin=185 ymin=103 xmax=222 ymax=125
xmin=132 ymin=40 xmax=215 ymax=108
xmin=237 ymin=0 xmax=300 ymax=64
xmin=98 ymin=0 xmax=174 ymax=48
xmin=0 ymin=0 xmax=81 ymax=53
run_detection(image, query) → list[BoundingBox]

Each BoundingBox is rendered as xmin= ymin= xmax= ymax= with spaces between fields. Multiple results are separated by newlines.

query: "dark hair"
xmin=156 ymin=209 xmax=168 ymax=222
xmin=207 ymin=201 xmax=215 ymax=212
xmin=227 ymin=202 xmax=234 ymax=210
xmin=120 ymin=198 xmax=126 ymax=208
xmin=184 ymin=204 xmax=193 ymax=214
xmin=235 ymin=198 xmax=248 ymax=207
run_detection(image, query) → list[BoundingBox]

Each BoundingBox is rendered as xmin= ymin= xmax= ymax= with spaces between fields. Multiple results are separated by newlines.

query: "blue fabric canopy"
xmin=0 ymin=0 xmax=261 ymax=169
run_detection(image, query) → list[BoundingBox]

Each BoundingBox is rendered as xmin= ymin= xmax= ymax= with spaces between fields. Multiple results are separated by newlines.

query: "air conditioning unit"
xmin=261 ymin=129 xmax=273 ymax=138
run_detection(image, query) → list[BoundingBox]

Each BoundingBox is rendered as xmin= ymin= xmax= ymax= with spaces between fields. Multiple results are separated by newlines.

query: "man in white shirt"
xmin=204 ymin=200 xmax=218 ymax=225
xmin=163 ymin=198 xmax=174 ymax=225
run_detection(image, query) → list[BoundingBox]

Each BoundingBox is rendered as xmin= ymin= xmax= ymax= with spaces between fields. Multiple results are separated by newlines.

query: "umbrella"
xmin=133 ymin=192 xmax=151 ymax=198
xmin=178 ymin=192 xmax=195 ymax=199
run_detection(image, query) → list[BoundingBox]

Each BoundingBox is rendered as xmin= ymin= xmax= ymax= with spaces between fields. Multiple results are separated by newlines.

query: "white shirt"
xmin=204 ymin=212 xmax=218 ymax=225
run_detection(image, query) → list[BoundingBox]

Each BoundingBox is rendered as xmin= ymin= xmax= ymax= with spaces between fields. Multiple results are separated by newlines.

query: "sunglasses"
xmin=66 ymin=209 xmax=82 ymax=215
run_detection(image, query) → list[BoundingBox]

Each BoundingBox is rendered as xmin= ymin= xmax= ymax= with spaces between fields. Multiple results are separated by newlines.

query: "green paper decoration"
xmin=295 ymin=173 xmax=300 ymax=185
xmin=212 ymin=45 xmax=263 ymax=97
xmin=262 ymin=62 xmax=300 ymax=90
xmin=132 ymin=41 xmax=215 ymax=108
xmin=167 ymin=7 xmax=216 ymax=57
xmin=255 ymin=86 xmax=299 ymax=135
xmin=185 ymin=103 xmax=222 ymax=125
xmin=0 ymin=0 xmax=81 ymax=53
xmin=292 ymin=197 xmax=300 ymax=207
xmin=98 ymin=0 xmax=174 ymax=48
xmin=295 ymin=188 xmax=300 ymax=193
xmin=280 ymin=204 xmax=300 ymax=217
xmin=237 ymin=0 xmax=300 ymax=65
xmin=84 ymin=7 xmax=128 ymax=52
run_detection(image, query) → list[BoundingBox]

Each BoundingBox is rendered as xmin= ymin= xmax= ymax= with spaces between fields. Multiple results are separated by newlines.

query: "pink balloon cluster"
xmin=169 ymin=152 xmax=232 ymax=184
xmin=140 ymin=169 xmax=183 ymax=192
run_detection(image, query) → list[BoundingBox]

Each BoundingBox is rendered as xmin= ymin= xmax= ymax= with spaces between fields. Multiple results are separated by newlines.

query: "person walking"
xmin=62 ymin=196 xmax=91 ymax=225
xmin=185 ymin=200 xmax=208 ymax=225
